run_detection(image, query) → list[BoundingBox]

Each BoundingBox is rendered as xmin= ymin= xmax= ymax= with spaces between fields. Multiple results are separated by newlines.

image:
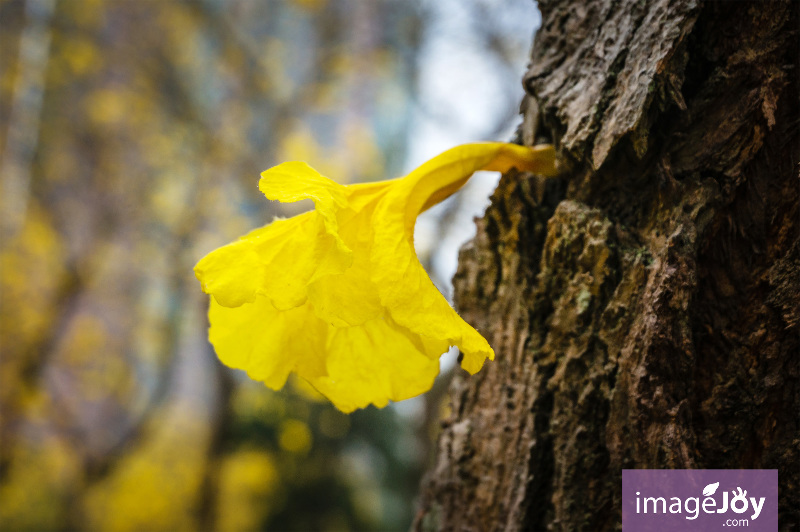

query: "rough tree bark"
xmin=415 ymin=1 xmax=798 ymax=530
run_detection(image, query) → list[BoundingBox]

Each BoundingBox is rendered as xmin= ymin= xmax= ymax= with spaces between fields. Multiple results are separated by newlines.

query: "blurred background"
xmin=0 ymin=0 xmax=539 ymax=530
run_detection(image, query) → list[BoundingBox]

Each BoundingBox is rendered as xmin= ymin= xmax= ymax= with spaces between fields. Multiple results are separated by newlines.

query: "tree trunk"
xmin=414 ymin=1 xmax=799 ymax=530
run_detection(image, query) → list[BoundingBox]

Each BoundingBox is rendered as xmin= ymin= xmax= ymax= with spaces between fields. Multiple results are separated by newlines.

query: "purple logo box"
xmin=622 ymin=469 xmax=778 ymax=531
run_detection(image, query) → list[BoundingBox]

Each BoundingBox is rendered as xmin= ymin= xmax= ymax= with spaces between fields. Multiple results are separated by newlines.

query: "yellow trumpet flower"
xmin=195 ymin=142 xmax=556 ymax=412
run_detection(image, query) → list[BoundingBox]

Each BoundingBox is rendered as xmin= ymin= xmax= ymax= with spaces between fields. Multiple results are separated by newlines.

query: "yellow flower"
xmin=195 ymin=142 xmax=556 ymax=412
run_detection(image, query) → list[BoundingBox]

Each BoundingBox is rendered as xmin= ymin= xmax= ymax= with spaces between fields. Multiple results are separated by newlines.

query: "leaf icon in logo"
xmin=703 ymin=482 xmax=720 ymax=496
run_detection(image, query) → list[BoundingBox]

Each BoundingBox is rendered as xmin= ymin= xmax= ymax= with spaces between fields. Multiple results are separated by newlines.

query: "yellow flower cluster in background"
xmin=195 ymin=143 xmax=556 ymax=412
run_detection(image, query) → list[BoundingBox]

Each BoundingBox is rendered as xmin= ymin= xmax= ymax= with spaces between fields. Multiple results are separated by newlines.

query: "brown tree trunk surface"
xmin=414 ymin=1 xmax=799 ymax=530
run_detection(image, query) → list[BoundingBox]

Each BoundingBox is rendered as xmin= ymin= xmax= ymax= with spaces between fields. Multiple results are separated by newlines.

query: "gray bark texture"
xmin=414 ymin=1 xmax=799 ymax=530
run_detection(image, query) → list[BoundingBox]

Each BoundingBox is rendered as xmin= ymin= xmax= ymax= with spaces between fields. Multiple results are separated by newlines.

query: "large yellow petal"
xmin=310 ymin=315 xmax=446 ymax=412
xmin=208 ymin=296 xmax=328 ymax=389
xmin=210 ymin=296 xmax=445 ymax=413
xmin=195 ymin=211 xmax=350 ymax=310
xmin=304 ymin=184 xmax=393 ymax=327
xmin=370 ymin=143 xmax=556 ymax=373
xmin=196 ymin=162 xmax=359 ymax=310
xmin=371 ymin=227 xmax=492 ymax=374
xmin=259 ymin=161 xmax=350 ymax=260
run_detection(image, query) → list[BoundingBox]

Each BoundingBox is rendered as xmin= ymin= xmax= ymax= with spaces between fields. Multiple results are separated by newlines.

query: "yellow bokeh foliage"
xmin=0 ymin=1 xmax=537 ymax=529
